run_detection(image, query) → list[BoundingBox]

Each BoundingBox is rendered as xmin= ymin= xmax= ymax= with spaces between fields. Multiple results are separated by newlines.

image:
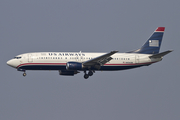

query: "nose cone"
xmin=7 ymin=60 xmax=11 ymax=66
xmin=7 ymin=59 xmax=18 ymax=68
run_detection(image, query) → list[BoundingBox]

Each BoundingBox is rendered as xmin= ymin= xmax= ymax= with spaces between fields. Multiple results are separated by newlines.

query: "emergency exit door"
xmin=28 ymin=54 xmax=33 ymax=62
xmin=135 ymin=55 xmax=139 ymax=64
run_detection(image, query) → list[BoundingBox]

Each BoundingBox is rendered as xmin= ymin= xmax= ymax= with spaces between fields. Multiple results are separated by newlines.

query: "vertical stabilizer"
xmin=128 ymin=27 xmax=165 ymax=54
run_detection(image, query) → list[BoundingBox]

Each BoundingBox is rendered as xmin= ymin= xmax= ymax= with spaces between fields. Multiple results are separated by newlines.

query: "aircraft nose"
xmin=7 ymin=59 xmax=17 ymax=68
xmin=7 ymin=60 xmax=11 ymax=66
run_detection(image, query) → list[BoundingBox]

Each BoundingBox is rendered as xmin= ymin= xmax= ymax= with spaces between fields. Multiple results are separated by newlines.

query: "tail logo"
xmin=149 ymin=40 xmax=159 ymax=47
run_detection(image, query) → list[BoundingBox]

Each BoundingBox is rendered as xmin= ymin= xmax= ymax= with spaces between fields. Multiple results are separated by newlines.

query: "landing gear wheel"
xmin=84 ymin=74 xmax=89 ymax=79
xmin=88 ymin=71 xmax=93 ymax=76
xmin=23 ymin=73 xmax=26 ymax=77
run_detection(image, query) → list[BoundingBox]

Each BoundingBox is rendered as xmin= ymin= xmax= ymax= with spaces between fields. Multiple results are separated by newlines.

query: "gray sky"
xmin=0 ymin=0 xmax=179 ymax=120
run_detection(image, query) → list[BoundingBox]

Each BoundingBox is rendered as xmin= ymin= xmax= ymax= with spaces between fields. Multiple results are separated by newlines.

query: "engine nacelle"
xmin=66 ymin=62 xmax=83 ymax=70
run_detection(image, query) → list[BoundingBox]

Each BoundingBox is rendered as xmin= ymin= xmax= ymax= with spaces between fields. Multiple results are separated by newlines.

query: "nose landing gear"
xmin=17 ymin=68 xmax=27 ymax=77
xmin=23 ymin=72 xmax=27 ymax=77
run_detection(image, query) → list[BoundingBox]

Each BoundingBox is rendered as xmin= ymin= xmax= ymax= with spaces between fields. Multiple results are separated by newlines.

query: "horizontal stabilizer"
xmin=149 ymin=50 xmax=173 ymax=58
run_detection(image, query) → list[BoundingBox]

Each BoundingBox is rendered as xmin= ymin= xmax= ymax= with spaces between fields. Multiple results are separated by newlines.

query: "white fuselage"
xmin=7 ymin=52 xmax=161 ymax=71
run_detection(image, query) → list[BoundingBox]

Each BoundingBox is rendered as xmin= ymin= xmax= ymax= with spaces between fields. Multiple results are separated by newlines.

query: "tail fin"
xmin=127 ymin=27 xmax=165 ymax=54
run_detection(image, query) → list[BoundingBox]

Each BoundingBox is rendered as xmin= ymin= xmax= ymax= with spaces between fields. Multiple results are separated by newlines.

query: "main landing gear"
xmin=84 ymin=70 xmax=94 ymax=79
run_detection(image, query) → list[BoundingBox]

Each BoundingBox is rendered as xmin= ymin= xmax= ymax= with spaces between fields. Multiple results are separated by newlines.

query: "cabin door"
xmin=28 ymin=54 xmax=33 ymax=62
xmin=135 ymin=55 xmax=139 ymax=64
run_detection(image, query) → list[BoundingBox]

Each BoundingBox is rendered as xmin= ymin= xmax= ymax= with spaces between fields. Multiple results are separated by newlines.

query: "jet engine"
xmin=66 ymin=62 xmax=83 ymax=70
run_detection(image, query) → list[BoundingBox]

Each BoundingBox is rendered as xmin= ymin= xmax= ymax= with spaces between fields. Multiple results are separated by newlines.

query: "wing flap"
xmin=98 ymin=56 xmax=113 ymax=65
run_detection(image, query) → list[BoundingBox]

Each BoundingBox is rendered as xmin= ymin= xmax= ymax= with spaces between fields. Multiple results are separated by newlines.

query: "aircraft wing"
xmin=83 ymin=51 xmax=118 ymax=66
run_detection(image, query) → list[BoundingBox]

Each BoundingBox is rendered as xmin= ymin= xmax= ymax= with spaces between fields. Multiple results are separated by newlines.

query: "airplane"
xmin=7 ymin=27 xmax=172 ymax=79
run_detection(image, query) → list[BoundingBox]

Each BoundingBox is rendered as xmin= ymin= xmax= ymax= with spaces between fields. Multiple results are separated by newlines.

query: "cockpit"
xmin=14 ymin=57 xmax=22 ymax=59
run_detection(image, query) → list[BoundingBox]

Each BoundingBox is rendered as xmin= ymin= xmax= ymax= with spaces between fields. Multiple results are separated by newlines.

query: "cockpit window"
xmin=14 ymin=57 xmax=22 ymax=59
